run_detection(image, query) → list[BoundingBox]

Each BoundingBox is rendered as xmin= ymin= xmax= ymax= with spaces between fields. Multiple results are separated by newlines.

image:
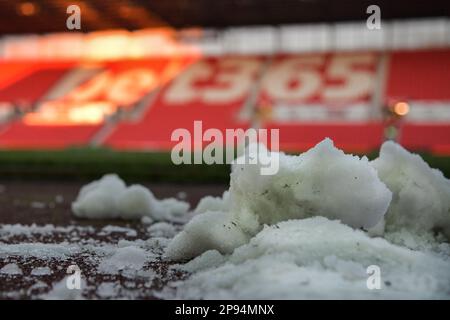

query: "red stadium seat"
xmin=264 ymin=122 xmax=384 ymax=153
xmin=105 ymin=57 xmax=261 ymax=150
xmin=0 ymin=122 xmax=101 ymax=149
xmin=400 ymin=124 xmax=450 ymax=155
xmin=386 ymin=49 xmax=450 ymax=101
xmin=0 ymin=68 xmax=69 ymax=106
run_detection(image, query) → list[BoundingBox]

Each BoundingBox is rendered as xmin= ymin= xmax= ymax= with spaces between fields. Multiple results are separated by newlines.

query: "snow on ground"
xmin=0 ymin=223 xmax=181 ymax=299
xmin=1 ymin=263 xmax=23 ymax=275
xmin=2 ymin=139 xmax=450 ymax=299
xmin=71 ymin=174 xmax=190 ymax=221
xmin=165 ymin=218 xmax=450 ymax=299
xmin=162 ymin=139 xmax=450 ymax=299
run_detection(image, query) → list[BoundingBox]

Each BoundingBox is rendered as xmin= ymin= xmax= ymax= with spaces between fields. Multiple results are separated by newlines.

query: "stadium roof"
xmin=0 ymin=0 xmax=449 ymax=35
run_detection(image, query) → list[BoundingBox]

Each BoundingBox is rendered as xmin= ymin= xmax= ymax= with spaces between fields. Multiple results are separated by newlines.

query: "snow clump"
xmin=166 ymin=139 xmax=393 ymax=260
xmin=371 ymin=141 xmax=450 ymax=237
xmin=72 ymin=174 xmax=189 ymax=220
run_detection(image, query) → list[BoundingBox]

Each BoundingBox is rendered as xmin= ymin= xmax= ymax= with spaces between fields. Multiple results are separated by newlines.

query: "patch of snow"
xmin=0 ymin=263 xmax=23 ymax=275
xmin=99 ymin=225 xmax=137 ymax=237
xmin=97 ymin=246 xmax=148 ymax=275
xmin=96 ymin=282 xmax=120 ymax=299
xmin=0 ymin=243 xmax=81 ymax=259
xmin=31 ymin=266 xmax=53 ymax=276
xmin=72 ymin=174 xmax=190 ymax=221
xmin=371 ymin=141 xmax=450 ymax=237
xmin=141 ymin=216 xmax=154 ymax=225
xmin=147 ymin=222 xmax=177 ymax=238
xmin=0 ymin=224 xmax=95 ymax=237
xmin=169 ymin=218 xmax=450 ymax=299
xmin=43 ymin=277 xmax=86 ymax=300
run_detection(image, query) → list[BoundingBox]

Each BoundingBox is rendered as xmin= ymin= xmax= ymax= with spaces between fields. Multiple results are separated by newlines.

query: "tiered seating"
xmin=105 ymin=57 xmax=262 ymax=150
xmin=400 ymin=124 xmax=450 ymax=154
xmin=0 ymin=122 xmax=101 ymax=149
xmin=0 ymin=58 xmax=175 ymax=149
xmin=0 ymin=66 xmax=70 ymax=106
xmin=259 ymin=53 xmax=382 ymax=152
xmin=265 ymin=123 xmax=384 ymax=152
xmin=0 ymin=50 xmax=448 ymax=153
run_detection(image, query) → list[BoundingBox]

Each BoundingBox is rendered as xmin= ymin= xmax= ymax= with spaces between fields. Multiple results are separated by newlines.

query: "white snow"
xmin=166 ymin=211 xmax=249 ymax=260
xmin=162 ymin=139 xmax=450 ymax=299
xmin=2 ymin=138 xmax=450 ymax=300
xmin=147 ymin=222 xmax=177 ymax=238
xmin=371 ymin=141 xmax=450 ymax=237
xmin=166 ymin=139 xmax=392 ymax=260
xmin=0 ymin=263 xmax=23 ymax=275
xmin=99 ymin=225 xmax=137 ymax=237
xmin=97 ymin=245 xmax=148 ymax=275
xmin=96 ymin=282 xmax=120 ymax=299
xmin=43 ymin=277 xmax=86 ymax=300
xmin=194 ymin=191 xmax=231 ymax=215
xmin=31 ymin=266 xmax=53 ymax=276
xmin=0 ymin=243 xmax=81 ymax=259
xmin=169 ymin=217 xmax=450 ymax=299
xmin=72 ymin=174 xmax=190 ymax=220
xmin=0 ymin=224 xmax=95 ymax=237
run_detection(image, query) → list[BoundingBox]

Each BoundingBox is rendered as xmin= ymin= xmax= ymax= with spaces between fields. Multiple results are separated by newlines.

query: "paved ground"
xmin=0 ymin=180 xmax=227 ymax=299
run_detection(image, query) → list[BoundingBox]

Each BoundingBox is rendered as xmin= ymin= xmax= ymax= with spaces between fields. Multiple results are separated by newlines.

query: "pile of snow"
xmin=371 ymin=141 xmax=450 ymax=237
xmin=0 ymin=263 xmax=23 ymax=276
xmin=161 ymin=138 xmax=450 ymax=299
xmin=168 ymin=217 xmax=450 ymax=299
xmin=166 ymin=139 xmax=393 ymax=260
xmin=72 ymin=174 xmax=189 ymax=220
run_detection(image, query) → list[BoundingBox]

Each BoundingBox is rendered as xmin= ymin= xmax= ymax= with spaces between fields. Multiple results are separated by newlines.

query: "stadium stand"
xmin=104 ymin=57 xmax=260 ymax=150
xmin=0 ymin=63 xmax=72 ymax=108
xmin=386 ymin=49 xmax=450 ymax=153
xmin=0 ymin=49 xmax=448 ymax=153
xmin=0 ymin=121 xmax=101 ymax=149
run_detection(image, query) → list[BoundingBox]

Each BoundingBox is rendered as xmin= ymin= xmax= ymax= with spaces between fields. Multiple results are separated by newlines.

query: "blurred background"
xmin=0 ymin=0 xmax=449 ymax=181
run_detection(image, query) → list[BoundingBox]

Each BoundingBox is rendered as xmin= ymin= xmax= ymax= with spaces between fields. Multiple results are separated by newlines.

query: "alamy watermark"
xmin=66 ymin=5 xmax=81 ymax=30
xmin=171 ymin=121 xmax=280 ymax=175
xmin=66 ymin=264 xmax=82 ymax=290
xmin=366 ymin=5 xmax=381 ymax=30
xmin=366 ymin=265 xmax=381 ymax=290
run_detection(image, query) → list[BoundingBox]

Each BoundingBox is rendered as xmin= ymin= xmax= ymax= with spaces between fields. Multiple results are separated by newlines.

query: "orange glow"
xmin=65 ymin=68 xmax=159 ymax=107
xmin=66 ymin=71 xmax=112 ymax=102
xmin=17 ymin=2 xmax=38 ymax=16
xmin=393 ymin=101 xmax=410 ymax=116
xmin=107 ymin=69 xmax=157 ymax=106
xmin=23 ymin=101 xmax=116 ymax=125
xmin=19 ymin=56 xmax=200 ymax=125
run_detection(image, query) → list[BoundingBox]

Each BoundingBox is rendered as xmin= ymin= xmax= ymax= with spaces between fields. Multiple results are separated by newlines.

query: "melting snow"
xmin=72 ymin=174 xmax=190 ymax=221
